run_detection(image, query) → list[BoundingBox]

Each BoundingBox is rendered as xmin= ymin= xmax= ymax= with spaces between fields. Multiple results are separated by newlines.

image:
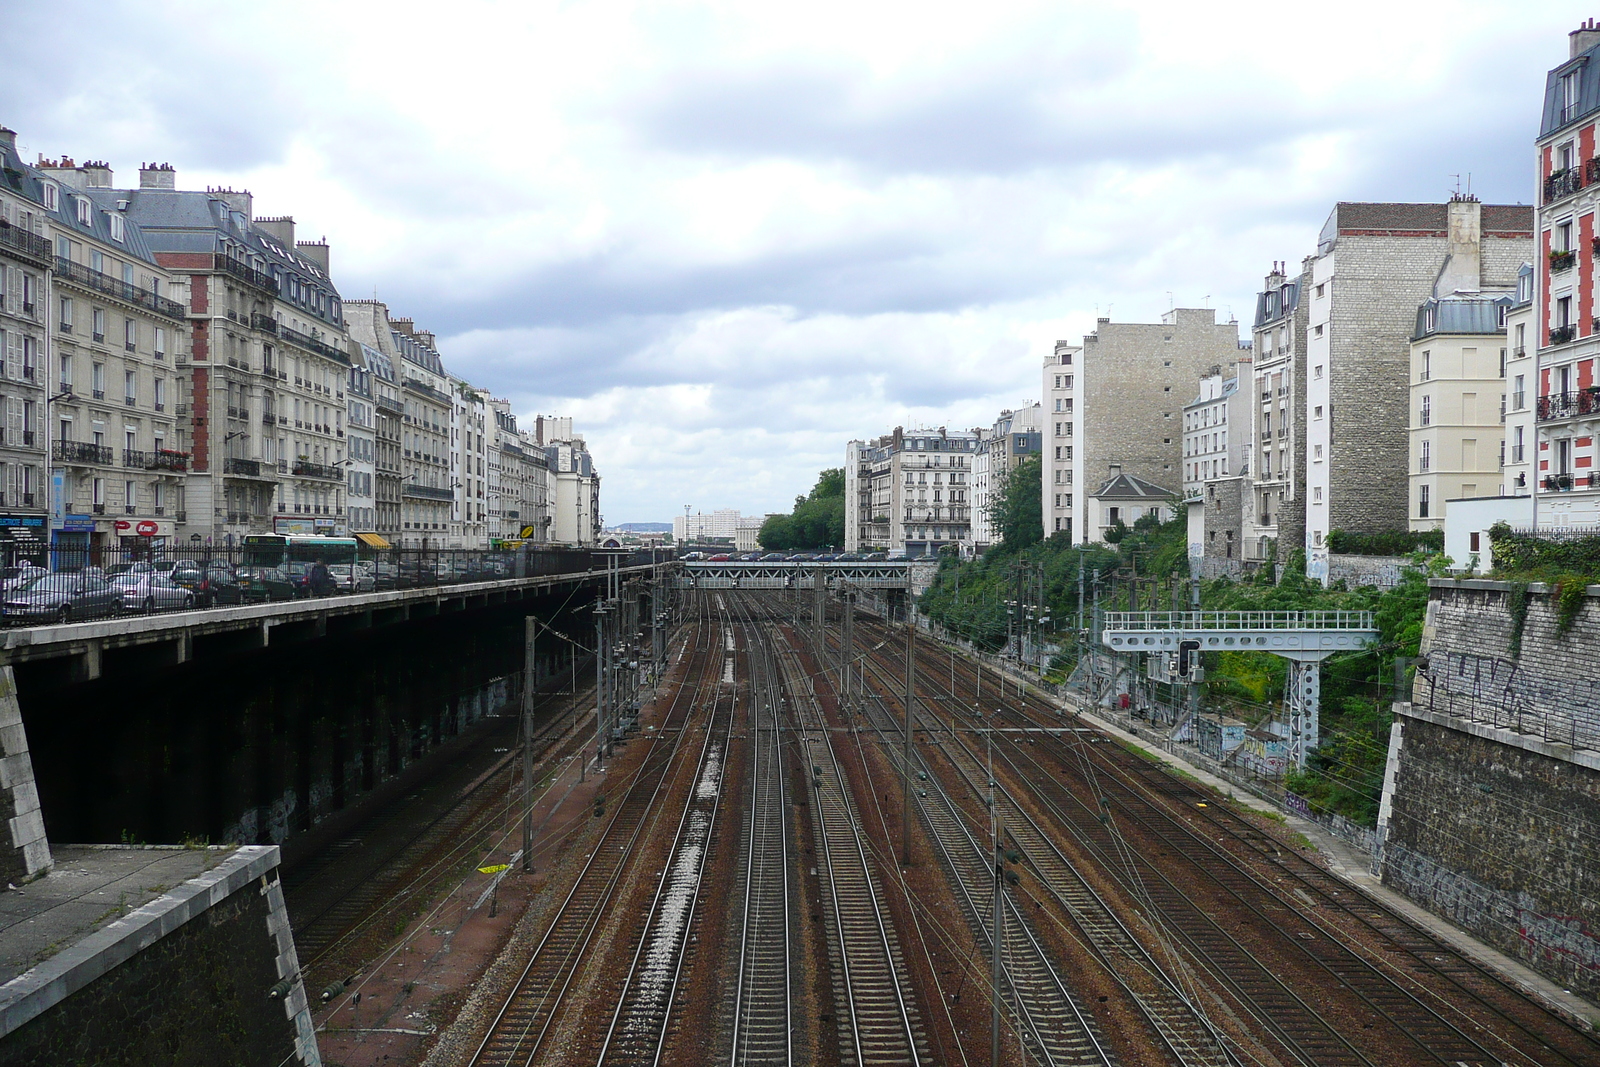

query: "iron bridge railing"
xmin=1102 ymin=610 xmax=1376 ymax=631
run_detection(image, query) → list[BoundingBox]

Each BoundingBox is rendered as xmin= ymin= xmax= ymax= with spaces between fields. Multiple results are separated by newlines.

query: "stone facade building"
xmin=1251 ymin=263 xmax=1308 ymax=566
xmin=0 ymin=130 xmax=58 ymax=562
xmin=345 ymin=347 xmax=377 ymax=537
xmin=36 ymin=158 xmax=189 ymax=556
xmin=542 ymin=417 xmax=599 ymax=546
xmin=1042 ymin=308 xmax=1242 ymax=545
xmin=971 ymin=403 xmax=1040 ymax=549
xmin=1303 ymin=199 xmax=1531 ymax=581
xmin=845 ymin=426 xmax=976 ymax=557
xmin=1502 ymin=265 xmax=1537 ymax=500
xmin=450 ymin=376 xmax=488 ymax=549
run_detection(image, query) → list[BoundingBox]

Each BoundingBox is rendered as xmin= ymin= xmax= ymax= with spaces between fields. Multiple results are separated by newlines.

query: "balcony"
xmin=262 ymin=411 xmax=276 ymax=425
xmin=402 ymin=377 xmax=451 ymax=404
xmin=123 ymin=448 xmax=152 ymax=468
xmin=92 ymin=503 xmax=105 ymax=515
xmin=1551 ymin=323 xmax=1579 ymax=346
xmin=292 ymin=459 xmax=343 ymax=480
xmin=1538 ymin=389 xmax=1600 ymax=421
xmin=279 ymin=324 xmax=349 ymax=365
xmin=151 ymin=450 xmax=189 ymax=472
xmin=1545 ymin=168 xmax=1583 ymax=204
xmin=223 ymin=456 xmax=275 ymax=479
xmin=53 ymin=441 xmax=114 ymax=466
xmin=212 ymin=254 xmax=278 ymax=296
xmin=1544 ymin=473 xmax=1577 ymax=491
xmin=249 ymin=311 xmax=279 ymax=335
xmin=53 ymin=257 xmax=187 ymax=320
xmin=1513 ymin=346 xmax=1526 ymax=359
xmin=1550 ymin=248 xmax=1577 ymax=273
xmin=0 ymin=221 xmax=52 ymax=267
xmin=375 ymin=394 xmax=404 ymax=415
xmin=403 ymin=482 xmax=454 ymax=501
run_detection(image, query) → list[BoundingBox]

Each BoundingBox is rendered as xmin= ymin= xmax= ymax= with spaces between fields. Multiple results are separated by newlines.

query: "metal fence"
xmin=0 ymin=544 xmax=674 ymax=627
xmin=1416 ymin=648 xmax=1600 ymax=753
xmin=1101 ymin=610 xmax=1376 ymax=632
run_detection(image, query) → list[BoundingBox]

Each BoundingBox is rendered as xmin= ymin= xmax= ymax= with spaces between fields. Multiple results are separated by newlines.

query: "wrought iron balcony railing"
xmin=0 ymin=221 xmax=51 ymax=266
xmin=1537 ymin=389 xmax=1600 ymax=421
xmin=54 ymin=257 xmax=186 ymax=320
xmin=212 ymin=254 xmax=278 ymax=295
xmin=1545 ymin=168 xmax=1583 ymax=204
xmin=291 ymin=459 xmax=343 ymax=480
xmin=1551 ymin=323 xmax=1579 ymax=346
xmin=53 ymin=440 xmax=115 ymax=465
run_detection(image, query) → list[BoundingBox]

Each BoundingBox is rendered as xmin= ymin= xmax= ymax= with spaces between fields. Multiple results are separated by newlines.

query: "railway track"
xmin=768 ymin=606 xmax=929 ymax=1067
xmin=592 ymin=599 xmax=744 ymax=1065
xmin=285 ymin=673 xmax=599 ymax=977
xmin=868 ymin=614 xmax=1600 ymax=1067
xmin=724 ymin=601 xmax=795 ymax=1065
xmin=467 ymin=597 xmax=724 ymax=1067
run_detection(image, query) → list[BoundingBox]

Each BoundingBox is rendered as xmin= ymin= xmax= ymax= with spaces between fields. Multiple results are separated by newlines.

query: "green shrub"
xmin=1327 ymin=529 xmax=1444 ymax=556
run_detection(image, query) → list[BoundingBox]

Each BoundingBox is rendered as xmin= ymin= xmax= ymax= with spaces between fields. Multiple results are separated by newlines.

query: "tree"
xmin=987 ymin=454 xmax=1043 ymax=549
xmin=758 ymin=468 xmax=846 ymax=550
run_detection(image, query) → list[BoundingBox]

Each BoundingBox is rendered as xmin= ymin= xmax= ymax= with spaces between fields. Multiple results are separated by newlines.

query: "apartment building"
xmin=104 ymin=166 xmax=353 ymax=541
xmin=971 ymin=403 xmax=1041 ymax=548
xmin=1181 ymin=363 xmax=1250 ymax=498
xmin=1408 ymin=292 xmax=1516 ymax=529
xmin=360 ymin=342 xmax=403 ymax=542
xmin=540 ymin=416 xmax=599 ymax=546
xmin=34 ymin=158 xmax=189 ymax=555
xmin=450 ymin=376 xmax=488 ymax=549
xmin=346 ymin=347 xmax=377 ymax=538
xmin=845 ymin=426 xmax=977 ymax=557
xmin=0 ymin=128 xmax=52 ymax=562
xmin=1531 ymin=22 xmax=1600 ymax=528
xmin=1303 ymin=199 xmax=1531 ymax=580
xmin=1502 ymin=265 xmax=1537 ymax=498
xmin=347 ymin=303 xmax=452 ymax=546
xmin=1043 ymin=308 xmax=1242 ymax=545
xmin=1251 ymin=264 xmax=1308 ymax=564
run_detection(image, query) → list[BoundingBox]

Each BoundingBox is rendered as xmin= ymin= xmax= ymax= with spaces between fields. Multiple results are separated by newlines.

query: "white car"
xmin=327 ymin=563 xmax=375 ymax=593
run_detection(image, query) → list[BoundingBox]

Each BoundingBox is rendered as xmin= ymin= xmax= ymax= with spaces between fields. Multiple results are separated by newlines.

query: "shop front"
xmin=0 ymin=514 xmax=48 ymax=567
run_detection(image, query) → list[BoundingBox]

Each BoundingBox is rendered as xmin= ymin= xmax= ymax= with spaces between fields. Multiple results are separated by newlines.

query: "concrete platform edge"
xmin=0 ymin=844 xmax=280 ymax=1039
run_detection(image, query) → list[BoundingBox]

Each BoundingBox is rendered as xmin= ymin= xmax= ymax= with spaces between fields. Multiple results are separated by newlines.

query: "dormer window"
xmin=1562 ymin=70 xmax=1581 ymax=124
xmin=41 ymin=183 xmax=58 ymax=212
xmin=109 ymin=214 xmax=125 ymax=242
xmin=75 ymin=196 xmax=92 ymax=225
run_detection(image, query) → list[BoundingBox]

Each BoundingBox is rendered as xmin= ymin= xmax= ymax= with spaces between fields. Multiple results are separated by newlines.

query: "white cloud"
xmin=3 ymin=0 xmax=1574 ymax=521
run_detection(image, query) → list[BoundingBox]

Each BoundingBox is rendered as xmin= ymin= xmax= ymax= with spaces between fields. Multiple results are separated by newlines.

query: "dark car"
xmin=864 ymin=552 xmax=889 ymax=562
xmin=788 ymin=552 xmax=817 ymax=562
xmin=236 ymin=565 xmax=297 ymax=603
xmin=4 ymin=573 xmax=121 ymax=623
xmin=172 ymin=560 xmax=243 ymax=607
xmin=813 ymin=553 xmax=838 ymax=563
xmin=759 ymin=552 xmax=787 ymax=562
xmin=836 ymin=553 xmax=864 ymax=562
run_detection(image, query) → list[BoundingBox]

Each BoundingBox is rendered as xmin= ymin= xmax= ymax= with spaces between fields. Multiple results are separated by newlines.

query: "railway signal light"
xmin=1176 ymin=639 xmax=1201 ymax=678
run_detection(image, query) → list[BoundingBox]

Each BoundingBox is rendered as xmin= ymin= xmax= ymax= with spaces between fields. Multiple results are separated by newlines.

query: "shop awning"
xmin=355 ymin=532 xmax=392 ymax=549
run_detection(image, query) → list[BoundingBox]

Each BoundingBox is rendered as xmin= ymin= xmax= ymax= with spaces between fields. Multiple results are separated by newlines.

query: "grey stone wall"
xmin=0 ymin=667 xmax=49 ymax=884
xmin=1325 ymin=553 xmax=1408 ymax=589
xmin=1200 ymin=477 xmax=1246 ymax=563
xmin=1084 ymin=308 xmax=1241 ymax=500
xmin=1378 ymin=578 xmax=1600 ymax=999
xmin=1382 ymin=714 xmax=1600 ymax=1000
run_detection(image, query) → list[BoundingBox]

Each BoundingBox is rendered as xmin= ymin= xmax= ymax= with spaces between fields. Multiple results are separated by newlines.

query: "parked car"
xmin=4 ymin=573 xmax=121 ymax=623
xmin=236 ymin=566 xmax=297 ymax=603
xmin=759 ymin=552 xmax=787 ymax=562
xmin=707 ymin=553 xmax=732 ymax=561
xmin=681 ymin=551 xmax=704 ymax=562
xmin=0 ymin=564 xmax=47 ymax=593
xmin=369 ymin=561 xmax=400 ymax=590
xmin=836 ymin=553 xmax=864 ymax=562
xmin=788 ymin=553 xmax=817 ymax=562
xmin=110 ymin=574 xmax=196 ymax=614
xmin=105 ymin=562 xmax=157 ymax=579
xmin=738 ymin=552 xmax=763 ymax=561
xmin=171 ymin=560 xmax=243 ymax=607
xmin=328 ymin=563 xmax=375 ymax=593
xmin=814 ymin=553 xmax=838 ymax=562
xmin=864 ymin=552 xmax=889 ymax=562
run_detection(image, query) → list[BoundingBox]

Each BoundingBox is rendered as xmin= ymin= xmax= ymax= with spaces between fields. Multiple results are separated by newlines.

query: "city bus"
xmin=240 ymin=534 xmax=359 ymax=569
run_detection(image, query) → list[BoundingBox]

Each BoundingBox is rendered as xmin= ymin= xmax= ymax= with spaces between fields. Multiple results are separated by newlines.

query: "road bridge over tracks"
xmin=674 ymin=560 xmax=925 ymax=590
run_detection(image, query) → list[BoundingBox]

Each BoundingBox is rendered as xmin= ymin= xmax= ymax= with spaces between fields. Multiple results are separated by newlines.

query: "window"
xmin=124 ymin=369 xmax=136 ymax=403
xmin=1513 ymin=425 xmax=1525 ymax=462
xmin=59 ymin=296 xmax=73 ymax=330
xmin=1313 ymin=405 xmax=1323 ymax=418
xmin=154 ymin=327 xmax=165 ymax=359
xmin=1420 ymin=395 xmax=1431 ymax=425
xmin=1315 ymin=282 xmax=1325 ymax=298
xmin=109 ymin=214 xmax=125 ymax=242
xmin=1418 ymin=484 xmax=1430 ymax=518
xmin=1558 ymin=220 xmax=1574 ymax=252
xmin=1513 ymin=374 xmax=1525 ymax=409
xmin=124 ymin=318 xmax=136 ymax=350
xmin=1558 ymin=295 xmax=1573 ymax=327
xmin=1420 ymin=440 xmax=1431 ymax=471
xmin=153 ymin=378 xmax=165 ymax=411
xmin=75 ymin=196 xmax=94 ymax=225
xmin=1314 ymin=443 xmax=1324 ymax=461
xmin=92 ymin=307 xmax=105 ymax=342
xmin=1563 ymin=71 xmax=1581 ymax=122
xmin=58 ymin=354 xmax=71 ymax=389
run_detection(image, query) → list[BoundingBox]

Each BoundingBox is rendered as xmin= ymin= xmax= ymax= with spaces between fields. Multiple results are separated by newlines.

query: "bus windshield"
xmin=241 ymin=535 xmax=359 ymax=569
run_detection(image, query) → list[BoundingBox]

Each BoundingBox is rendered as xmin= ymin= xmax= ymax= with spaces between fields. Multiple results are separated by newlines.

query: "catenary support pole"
xmin=522 ymin=616 xmax=536 ymax=871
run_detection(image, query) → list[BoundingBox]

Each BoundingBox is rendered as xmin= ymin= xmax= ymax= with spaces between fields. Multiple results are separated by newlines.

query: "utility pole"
xmin=841 ymin=588 xmax=855 ymax=710
xmin=902 ymin=607 xmax=915 ymax=866
xmin=593 ymin=601 xmax=608 ymax=777
xmin=522 ymin=616 xmax=536 ymax=871
xmin=989 ymin=731 xmax=1002 ymax=1067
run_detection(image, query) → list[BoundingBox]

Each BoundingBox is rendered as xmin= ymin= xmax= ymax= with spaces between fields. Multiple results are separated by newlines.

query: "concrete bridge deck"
xmin=0 ymin=564 xmax=660 ymax=679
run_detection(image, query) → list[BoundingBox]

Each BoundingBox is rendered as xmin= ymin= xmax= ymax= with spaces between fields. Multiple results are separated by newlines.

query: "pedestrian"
xmin=310 ymin=557 xmax=332 ymax=597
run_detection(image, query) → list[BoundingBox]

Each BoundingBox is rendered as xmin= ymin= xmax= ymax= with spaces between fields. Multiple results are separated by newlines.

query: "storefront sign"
xmin=61 ymin=515 xmax=96 ymax=533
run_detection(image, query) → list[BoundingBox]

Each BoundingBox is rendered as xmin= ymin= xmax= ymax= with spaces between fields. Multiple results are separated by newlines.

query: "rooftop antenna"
xmin=1203 ymin=294 xmax=1211 ymax=309
xmin=1167 ymin=291 xmax=1174 ymax=312
xmin=1467 ymin=172 xmax=1472 ymax=197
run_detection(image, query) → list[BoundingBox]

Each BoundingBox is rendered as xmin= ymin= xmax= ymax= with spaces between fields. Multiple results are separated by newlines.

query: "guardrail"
xmin=1102 ymin=610 xmax=1375 ymax=631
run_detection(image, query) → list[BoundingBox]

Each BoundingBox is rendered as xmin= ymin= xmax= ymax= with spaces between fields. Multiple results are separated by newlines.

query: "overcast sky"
xmin=2 ymin=1 xmax=1581 ymax=523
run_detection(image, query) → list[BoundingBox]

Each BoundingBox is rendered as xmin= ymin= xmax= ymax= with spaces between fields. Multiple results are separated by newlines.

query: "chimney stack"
xmin=296 ymin=238 xmax=329 ymax=274
xmin=1573 ymin=18 xmax=1600 ymax=58
xmin=255 ymin=215 xmax=295 ymax=247
xmin=81 ymin=160 xmax=113 ymax=188
xmin=139 ymin=163 xmax=176 ymax=190
xmin=0 ymin=127 xmax=16 ymax=153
